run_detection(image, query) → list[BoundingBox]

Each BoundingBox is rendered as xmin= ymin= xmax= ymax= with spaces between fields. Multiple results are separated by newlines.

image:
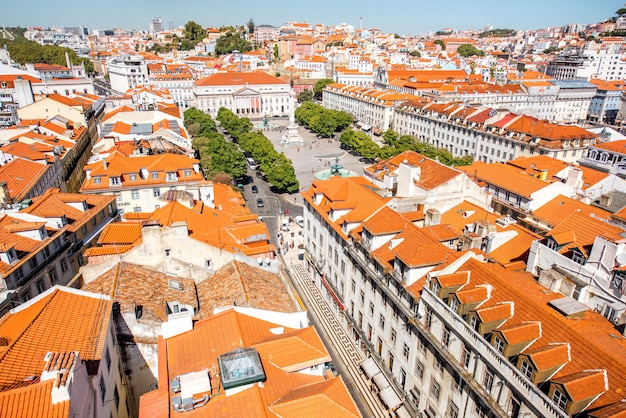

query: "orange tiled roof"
xmin=531 ymin=196 xmax=612 ymax=228
xmin=195 ymin=71 xmax=288 ymax=87
xmin=458 ymin=161 xmax=550 ymax=198
xmin=553 ymin=370 xmax=608 ymax=402
xmin=82 ymin=263 xmax=197 ymax=323
xmin=142 ymin=308 xmax=361 ymax=417
xmin=195 ymin=261 xmax=298 ymax=320
xmin=525 ymin=343 xmax=571 ymax=371
xmin=447 ymin=258 xmax=626 ymax=410
xmin=96 ymin=223 xmax=142 ymax=245
xmin=365 ymin=150 xmax=460 ymax=191
xmin=0 ymin=378 xmax=70 ymax=418
xmin=0 ymin=287 xmax=111 ymax=389
xmin=546 ymin=211 xmax=626 ymax=255
xmin=0 ymin=158 xmax=50 ymax=201
xmin=268 ymin=377 xmax=360 ymax=418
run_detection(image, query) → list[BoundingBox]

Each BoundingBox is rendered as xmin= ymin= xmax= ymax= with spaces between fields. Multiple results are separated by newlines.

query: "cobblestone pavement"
xmin=265 ymin=121 xmax=391 ymax=416
xmin=280 ymin=248 xmax=389 ymax=417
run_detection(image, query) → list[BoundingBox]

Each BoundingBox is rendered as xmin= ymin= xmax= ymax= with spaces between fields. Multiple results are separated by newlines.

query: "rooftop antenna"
xmin=359 ymin=17 xmax=363 ymax=31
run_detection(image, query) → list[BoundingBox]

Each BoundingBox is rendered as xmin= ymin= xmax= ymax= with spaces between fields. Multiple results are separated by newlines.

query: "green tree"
xmin=433 ymin=39 xmax=446 ymax=50
xmin=408 ymin=50 xmax=421 ymax=57
xmin=313 ymin=78 xmax=335 ymax=100
xmin=617 ymin=7 xmax=626 ymax=15
xmin=215 ymin=31 xmax=252 ymax=55
xmin=297 ymin=89 xmax=314 ymax=103
xmin=456 ymin=44 xmax=484 ymax=57
xmin=6 ymin=37 xmax=94 ymax=73
xmin=183 ymin=21 xmax=206 ymax=47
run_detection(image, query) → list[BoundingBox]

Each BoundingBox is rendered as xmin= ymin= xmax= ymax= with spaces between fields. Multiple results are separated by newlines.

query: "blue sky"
xmin=3 ymin=1 xmax=622 ymax=35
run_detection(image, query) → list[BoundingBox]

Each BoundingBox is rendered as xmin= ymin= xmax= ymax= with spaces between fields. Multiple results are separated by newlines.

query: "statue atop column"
xmin=281 ymin=88 xmax=304 ymax=147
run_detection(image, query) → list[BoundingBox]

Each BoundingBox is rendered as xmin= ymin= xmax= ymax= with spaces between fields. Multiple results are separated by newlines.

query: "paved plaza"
xmin=261 ymin=118 xmax=368 ymax=207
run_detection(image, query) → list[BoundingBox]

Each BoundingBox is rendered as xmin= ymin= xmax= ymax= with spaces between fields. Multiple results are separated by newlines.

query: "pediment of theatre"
xmin=234 ymin=87 xmax=261 ymax=96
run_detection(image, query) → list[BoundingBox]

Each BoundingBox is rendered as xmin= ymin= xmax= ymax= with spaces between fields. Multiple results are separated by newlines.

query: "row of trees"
xmin=184 ymin=108 xmax=247 ymax=179
xmin=294 ymin=102 xmax=353 ymax=138
xmin=216 ymin=108 xmax=300 ymax=193
xmin=340 ymin=129 xmax=473 ymax=167
xmin=4 ymin=28 xmax=94 ymax=73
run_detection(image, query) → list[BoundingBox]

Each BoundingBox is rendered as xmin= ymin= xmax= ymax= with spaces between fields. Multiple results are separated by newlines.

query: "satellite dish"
xmin=265 ymin=257 xmax=271 ymax=266
xmin=257 ymin=257 xmax=263 ymax=265
xmin=616 ymin=253 xmax=626 ymax=266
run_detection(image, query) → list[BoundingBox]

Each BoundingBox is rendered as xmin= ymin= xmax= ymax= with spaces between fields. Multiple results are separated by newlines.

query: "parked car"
xmin=295 ymin=216 xmax=304 ymax=228
xmin=251 ymin=185 xmax=258 ymax=193
xmin=257 ymin=198 xmax=264 ymax=207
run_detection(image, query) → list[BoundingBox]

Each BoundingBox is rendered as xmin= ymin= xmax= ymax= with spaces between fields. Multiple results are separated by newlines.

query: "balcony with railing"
xmin=344 ymin=240 xmax=414 ymax=320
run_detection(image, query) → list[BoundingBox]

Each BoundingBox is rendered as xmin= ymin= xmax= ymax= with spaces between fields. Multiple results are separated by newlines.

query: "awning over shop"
xmin=373 ymin=372 xmax=390 ymax=391
xmin=379 ymin=386 xmax=403 ymax=410
xmin=360 ymin=357 xmax=380 ymax=379
xmin=395 ymin=405 xmax=411 ymax=418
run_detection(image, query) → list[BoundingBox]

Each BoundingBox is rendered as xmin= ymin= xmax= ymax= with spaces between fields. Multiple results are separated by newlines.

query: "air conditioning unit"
xmin=170 ymin=377 xmax=181 ymax=393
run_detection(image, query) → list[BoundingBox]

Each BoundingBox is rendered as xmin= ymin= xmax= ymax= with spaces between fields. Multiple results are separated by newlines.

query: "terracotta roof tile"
xmin=553 ymin=370 xmax=608 ymax=402
xmin=195 ymin=261 xmax=298 ymax=320
xmin=82 ymin=263 xmax=197 ymax=323
xmin=142 ymin=308 xmax=361 ymax=417
xmin=526 ymin=343 xmax=571 ymax=371
xmin=195 ymin=71 xmax=288 ymax=87
xmin=0 ymin=287 xmax=111 ymax=389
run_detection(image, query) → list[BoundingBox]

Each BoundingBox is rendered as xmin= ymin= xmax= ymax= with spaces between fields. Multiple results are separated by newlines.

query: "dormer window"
xmin=110 ymin=176 xmax=121 ymax=185
xmin=151 ymin=172 xmax=158 ymax=179
xmin=166 ymin=172 xmax=177 ymax=182
xmin=184 ymin=169 xmax=191 ymax=177
xmin=129 ymin=173 xmax=137 ymax=181
xmin=546 ymin=238 xmax=557 ymax=250
xmin=519 ymin=359 xmax=534 ymax=379
xmin=571 ymin=249 xmax=586 ymax=265
xmin=552 ymin=388 xmax=568 ymax=412
xmin=493 ymin=336 xmax=505 ymax=353
xmin=93 ymin=176 xmax=101 ymax=184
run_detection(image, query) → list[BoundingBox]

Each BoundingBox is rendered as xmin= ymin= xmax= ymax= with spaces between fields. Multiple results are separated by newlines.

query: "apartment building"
xmin=527 ymin=210 xmax=626 ymax=320
xmin=323 ymin=84 xmax=411 ymax=131
xmin=80 ymin=152 xmax=204 ymax=213
xmin=147 ymin=63 xmax=195 ymax=109
xmin=587 ymin=79 xmax=626 ymax=124
xmin=97 ymin=106 xmax=191 ymax=151
xmin=8 ymin=114 xmax=93 ymax=193
xmin=0 ymin=157 xmax=63 ymax=204
xmin=0 ymin=188 xmax=118 ymax=313
xmin=300 ymin=175 xmax=626 ymax=418
xmin=546 ymin=44 xmax=626 ymax=81
xmin=81 ymin=182 xmax=276 ymax=277
xmin=0 ymin=286 xmax=130 ymax=418
xmin=580 ymin=139 xmax=626 ymax=177
xmin=393 ymin=99 xmax=596 ymax=163
xmin=107 ymin=55 xmax=150 ymax=93
xmin=363 ymin=150 xmax=492 ymax=214
xmin=457 ymin=161 xmax=576 ymax=220
xmin=16 ymin=93 xmax=106 ymax=189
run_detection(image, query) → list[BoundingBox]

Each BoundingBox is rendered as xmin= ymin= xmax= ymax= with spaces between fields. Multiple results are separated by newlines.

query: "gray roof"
xmin=550 ymin=79 xmax=597 ymax=89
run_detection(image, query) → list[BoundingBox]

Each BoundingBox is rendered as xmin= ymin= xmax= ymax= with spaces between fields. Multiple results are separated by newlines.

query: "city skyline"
xmin=4 ymin=0 xmax=623 ymax=36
